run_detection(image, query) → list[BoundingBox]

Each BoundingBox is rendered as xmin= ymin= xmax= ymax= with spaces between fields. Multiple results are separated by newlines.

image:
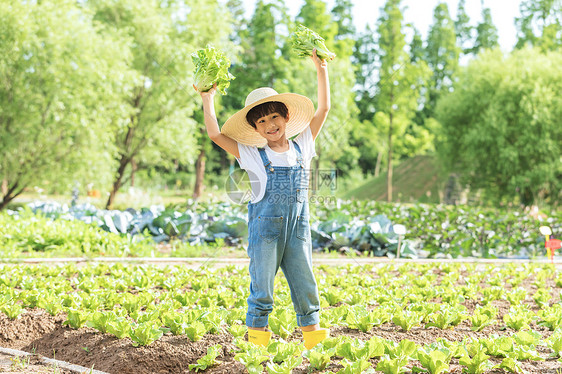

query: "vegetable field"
xmin=1 ymin=262 xmax=561 ymax=373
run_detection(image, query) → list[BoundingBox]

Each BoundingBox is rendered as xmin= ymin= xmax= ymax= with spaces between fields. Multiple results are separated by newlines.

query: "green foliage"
xmin=63 ymin=309 xmax=90 ymax=329
xmin=459 ymin=342 xmax=494 ymax=374
xmin=415 ymin=347 xmax=452 ymax=374
xmin=192 ymin=46 xmax=235 ymax=95
xmin=290 ymin=24 xmax=336 ymax=60
xmin=129 ymin=322 xmax=164 ymax=347
xmin=469 ymin=306 xmax=497 ymax=332
xmin=234 ymin=346 xmax=269 ymax=374
xmin=436 ymin=47 xmax=562 ymax=206
xmin=189 ymin=344 xmax=222 ymax=372
xmin=266 ymin=355 xmax=302 ymax=374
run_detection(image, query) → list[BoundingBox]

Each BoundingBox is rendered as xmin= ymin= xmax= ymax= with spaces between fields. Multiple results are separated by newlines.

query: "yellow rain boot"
xmin=302 ymin=328 xmax=329 ymax=350
xmin=247 ymin=328 xmax=272 ymax=347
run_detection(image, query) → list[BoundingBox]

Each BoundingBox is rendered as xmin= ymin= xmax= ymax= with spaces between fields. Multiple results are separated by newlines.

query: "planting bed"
xmin=0 ymin=262 xmax=561 ymax=373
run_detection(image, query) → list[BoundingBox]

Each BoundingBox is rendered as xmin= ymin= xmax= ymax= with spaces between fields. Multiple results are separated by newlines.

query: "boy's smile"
xmin=254 ymin=112 xmax=290 ymax=146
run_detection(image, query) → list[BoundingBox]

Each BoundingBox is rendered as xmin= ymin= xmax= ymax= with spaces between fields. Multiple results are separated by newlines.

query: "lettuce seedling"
xmin=185 ymin=321 xmax=207 ymax=342
xmin=303 ymin=345 xmax=336 ymax=370
xmin=267 ymin=341 xmax=302 ymax=363
xmin=376 ymin=355 xmax=409 ymax=374
xmin=458 ymin=343 xmax=494 ymax=374
xmin=129 ymin=321 xmax=164 ymax=347
xmin=547 ymin=330 xmax=562 ymax=358
xmin=63 ymin=309 xmax=90 ymax=329
xmin=266 ymin=355 xmax=302 ymax=374
xmin=414 ymin=347 xmax=452 ymax=374
xmin=392 ymin=310 xmax=423 ymax=331
xmin=87 ymin=311 xmax=117 ymax=334
xmin=469 ymin=306 xmax=497 ymax=332
xmin=189 ymin=344 xmax=222 ymax=372
xmin=192 ymin=46 xmax=235 ymax=95
xmin=107 ymin=317 xmax=130 ymax=339
xmin=234 ymin=346 xmax=269 ymax=374
xmin=0 ymin=301 xmax=23 ymax=320
xmin=338 ymin=358 xmax=375 ymax=374
xmin=498 ymin=357 xmax=527 ymax=373
xmin=290 ymin=24 xmax=336 ymax=61
xmin=228 ymin=324 xmax=247 ymax=338
xmin=269 ymin=309 xmax=297 ymax=339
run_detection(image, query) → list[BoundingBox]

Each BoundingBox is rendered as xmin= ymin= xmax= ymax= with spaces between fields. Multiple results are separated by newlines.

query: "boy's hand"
xmin=193 ymin=83 xmax=217 ymax=100
xmin=310 ymin=48 xmax=328 ymax=70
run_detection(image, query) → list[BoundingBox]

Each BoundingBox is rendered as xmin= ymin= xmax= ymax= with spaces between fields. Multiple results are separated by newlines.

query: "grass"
xmin=343 ymin=155 xmax=448 ymax=203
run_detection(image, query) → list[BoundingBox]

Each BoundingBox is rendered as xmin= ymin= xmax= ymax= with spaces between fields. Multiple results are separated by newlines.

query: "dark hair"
xmin=246 ymin=101 xmax=289 ymax=128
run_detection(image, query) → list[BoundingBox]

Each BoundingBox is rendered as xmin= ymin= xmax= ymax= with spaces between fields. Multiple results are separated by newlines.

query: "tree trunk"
xmin=130 ymin=158 xmax=137 ymax=187
xmin=387 ymin=110 xmax=393 ymax=202
xmin=0 ymin=180 xmax=24 ymax=211
xmin=374 ymin=150 xmax=383 ymax=177
xmin=192 ymin=149 xmax=206 ymax=200
xmin=1 ymin=179 xmax=7 ymax=196
xmin=106 ymin=154 xmax=130 ymax=209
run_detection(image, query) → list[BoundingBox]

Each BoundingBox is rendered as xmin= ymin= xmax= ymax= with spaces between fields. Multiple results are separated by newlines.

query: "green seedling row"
xmin=0 ymin=262 xmax=561 ymax=373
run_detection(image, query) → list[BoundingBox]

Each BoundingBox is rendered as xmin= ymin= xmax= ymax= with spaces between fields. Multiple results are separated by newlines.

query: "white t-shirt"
xmin=236 ymin=126 xmax=317 ymax=203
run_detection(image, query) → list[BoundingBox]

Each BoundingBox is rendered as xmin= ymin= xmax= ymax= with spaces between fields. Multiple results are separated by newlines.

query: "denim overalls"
xmin=245 ymin=140 xmax=321 ymax=328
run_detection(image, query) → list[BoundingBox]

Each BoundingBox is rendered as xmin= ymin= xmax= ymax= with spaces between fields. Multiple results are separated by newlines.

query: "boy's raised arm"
xmin=309 ymin=48 xmax=330 ymax=141
xmin=195 ymin=83 xmax=240 ymax=159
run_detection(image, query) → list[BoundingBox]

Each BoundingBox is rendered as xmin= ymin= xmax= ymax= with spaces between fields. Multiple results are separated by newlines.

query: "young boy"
xmin=195 ymin=49 xmax=330 ymax=349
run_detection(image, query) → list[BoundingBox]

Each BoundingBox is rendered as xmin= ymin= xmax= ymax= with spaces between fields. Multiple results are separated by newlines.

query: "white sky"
xmin=240 ymin=0 xmax=523 ymax=52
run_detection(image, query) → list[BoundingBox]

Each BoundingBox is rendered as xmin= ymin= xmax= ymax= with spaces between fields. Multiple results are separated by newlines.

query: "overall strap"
xmin=293 ymin=140 xmax=304 ymax=165
xmin=258 ymin=147 xmax=273 ymax=172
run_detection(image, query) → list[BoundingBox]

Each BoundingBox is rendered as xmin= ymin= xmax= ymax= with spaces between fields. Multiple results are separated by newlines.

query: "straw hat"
xmin=221 ymin=87 xmax=315 ymax=147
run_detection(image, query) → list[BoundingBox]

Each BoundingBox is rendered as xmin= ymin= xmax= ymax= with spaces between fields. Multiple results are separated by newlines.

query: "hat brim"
xmin=221 ymin=93 xmax=315 ymax=147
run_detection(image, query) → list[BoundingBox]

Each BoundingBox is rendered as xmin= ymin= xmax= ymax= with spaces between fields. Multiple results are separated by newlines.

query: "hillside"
xmin=344 ymin=155 xmax=449 ymax=203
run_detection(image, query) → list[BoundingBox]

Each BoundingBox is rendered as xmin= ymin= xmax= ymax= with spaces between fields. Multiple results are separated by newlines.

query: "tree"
xmin=425 ymin=2 xmax=460 ymax=117
xmin=0 ymin=0 xmax=132 ymax=210
xmin=436 ymin=48 xmax=562 ymax=206
xmin=353 ymin=24 xmax=379 ymax=123
xmin=376 ymin=0 xmax=429 ymax=202
xmin=473 ymin=6 xmax=499 ymax=53
xmin=90 ymin=0 xmax=233 ymax=207
xmin=454 ymin=0 xmax=473 ymax=56
xmin=515 ymin=0 xmax=562 ymax=52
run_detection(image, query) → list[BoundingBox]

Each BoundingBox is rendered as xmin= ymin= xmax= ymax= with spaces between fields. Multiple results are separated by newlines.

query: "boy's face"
xmin=253 ymin=112 xmax=289 ymax=141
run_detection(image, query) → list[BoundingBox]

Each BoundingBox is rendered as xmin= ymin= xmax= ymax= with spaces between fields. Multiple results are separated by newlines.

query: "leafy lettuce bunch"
xmin=192 ymin=46 xmax=235 ymax=95
xmin=290 ymin=24 xmax=336 ymax=61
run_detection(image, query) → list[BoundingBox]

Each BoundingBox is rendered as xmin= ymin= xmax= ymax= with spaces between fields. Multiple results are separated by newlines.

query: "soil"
xmin=0 ymin=265 xmax=561 ymax=373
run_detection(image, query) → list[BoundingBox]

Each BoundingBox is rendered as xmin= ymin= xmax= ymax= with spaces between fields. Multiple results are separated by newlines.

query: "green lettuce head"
xmin=290 ymin=24 xmax=336 ymax=61
xmin=192 ymin=46 xmax=235 ymax=95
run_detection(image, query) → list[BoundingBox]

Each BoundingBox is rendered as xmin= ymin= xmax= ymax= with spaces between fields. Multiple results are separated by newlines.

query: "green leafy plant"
xmin=0 ymin=301 xmax=23 ymax=320
xmin=459 ymin=342 xmax=494 ymax=374
xmin=86 ymin=311 xmax=116 ymax=334
xmin=107 ymin=317 xmax=131 ymax=339
xmin=503 ymin=307 xmax=533 ymax=331
xmin=547 ymin=330 xmax=562 ymax=358
xmin=63 ymin=309 xmax=90 ymax=329
xmin=337 ymin=358 xmax=374 ymax=374
xmin=290 ymin=24 xmax=336 ymax=61
xmin=303 ymin=344 xmax=336 ymax=370
xmin=414 ymin=347 xmax=452 ymax=374
xmin=266 ymin=355 xmax=302 ymax=374
xmin=376 ymin=355 xmax=409 ymax=374
xmin=469 ymin=306 xmax=497 ymax=332
xmin=234 ymin=346 xmax=270 ymax=374
xmin=189 ymin=344 xmax=222 ymax=372
xmin=267 ymin=341 xmax=301 ymax=363
xmin=191 ymin=46 xmax=235 ymax=95
xmin=269 ymin=309 xmax=297 ymax=339
xmin=392 ymin=310 xmax=423 ymax=331
xmin=185 ymin=321 xmax=207 ymax=342
xmin=129 ymin=322 xmax=164 ymax=347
